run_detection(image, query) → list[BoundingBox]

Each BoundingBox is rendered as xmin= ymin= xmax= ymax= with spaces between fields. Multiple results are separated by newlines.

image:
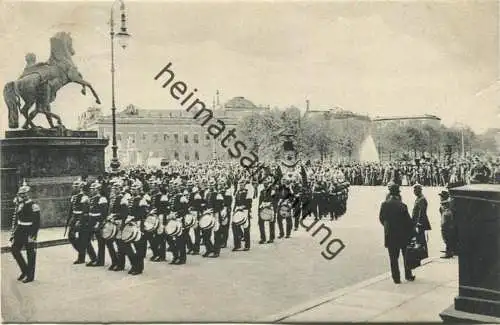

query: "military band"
xmin=9 ymin=164 xmax=350 ymax=282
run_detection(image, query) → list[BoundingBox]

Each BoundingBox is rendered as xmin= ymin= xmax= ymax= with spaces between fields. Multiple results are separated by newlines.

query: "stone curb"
xmin=1 ymin=239 xmax=69 ymax=254
xmin=258 ymin=257 xmax=438 ymax=323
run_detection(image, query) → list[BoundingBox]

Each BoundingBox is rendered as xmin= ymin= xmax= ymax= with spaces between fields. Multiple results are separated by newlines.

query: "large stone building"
xmin=79 ymin=96 xmax=269 ymax=166
xmin=372 ymin=114 xmax=442 ymax=128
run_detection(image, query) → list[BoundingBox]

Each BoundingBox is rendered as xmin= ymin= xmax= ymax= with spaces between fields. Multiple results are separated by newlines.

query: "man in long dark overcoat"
xmin=379 ymin=182 xmax=415 ymax=284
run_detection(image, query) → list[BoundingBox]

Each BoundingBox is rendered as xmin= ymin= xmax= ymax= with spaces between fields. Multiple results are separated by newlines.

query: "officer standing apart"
xmin=11 ymin=181 xmax=40 ymax=283
xmin=379 ymin=183 xmax=415 ymax=284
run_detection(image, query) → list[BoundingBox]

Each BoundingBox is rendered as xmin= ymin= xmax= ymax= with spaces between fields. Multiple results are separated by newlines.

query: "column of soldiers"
xmin=62 ymin=167 xmax=349 ymax=276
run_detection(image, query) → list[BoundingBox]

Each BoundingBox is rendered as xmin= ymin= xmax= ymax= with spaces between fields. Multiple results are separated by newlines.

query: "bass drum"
xmin=232 ymin=209 xmax=248 ymax=226
xmin=143 ymin=214 xmax=159 ymax=233
xmin=259 ymin=203 xmax=274 ymax=222
xmin=165 ymin=219 xmax=183 ymax=237
xmin=199 ymin=212 xmax=215 ymax=230
xmin=101 ymin=220 xmax=118 ymax=240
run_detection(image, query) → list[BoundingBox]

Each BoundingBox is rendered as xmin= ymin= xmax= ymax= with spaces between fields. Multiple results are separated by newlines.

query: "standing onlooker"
xmin=379 ymin=182 xmax=415 ymax=284
xmin=411 ymin=184 xmax=431 ymax=264
xmin=439 ymin=190 xmax=456 ymax=258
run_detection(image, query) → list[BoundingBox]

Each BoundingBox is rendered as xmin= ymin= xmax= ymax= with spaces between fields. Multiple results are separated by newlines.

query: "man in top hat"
xmin=412 ymin=183 xmax=431 ymax=245
xmin=439 ymin=190 xmax=456 ymax=258
xmin=86 ymin=181 xmax=108 ymax=267
xmin=379 ymin=182 xmax=415 ymax=284
xmin=10 ymin=181 xmax=40 ymax=283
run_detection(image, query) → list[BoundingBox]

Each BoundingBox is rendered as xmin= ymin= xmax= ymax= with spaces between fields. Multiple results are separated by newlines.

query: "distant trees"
xmin=238 ymin=110 xmax=499 ymax=162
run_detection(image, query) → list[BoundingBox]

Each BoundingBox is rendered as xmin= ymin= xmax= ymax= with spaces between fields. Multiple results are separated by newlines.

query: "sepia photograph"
xmin=1 ymin=0 xmax=499 ymax=323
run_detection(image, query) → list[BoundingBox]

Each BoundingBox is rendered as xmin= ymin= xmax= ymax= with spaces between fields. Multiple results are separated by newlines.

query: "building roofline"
xmin=372 ymin=114 xmax=441 ymax=122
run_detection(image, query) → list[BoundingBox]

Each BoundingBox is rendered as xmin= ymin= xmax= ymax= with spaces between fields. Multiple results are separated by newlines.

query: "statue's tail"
xmin=4 ymin=82 xmax=20 ymax=129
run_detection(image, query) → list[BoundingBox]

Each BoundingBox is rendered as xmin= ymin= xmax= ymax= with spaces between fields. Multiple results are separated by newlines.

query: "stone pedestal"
xmin=440 ymin=184 xmax=500 ymax=323
xmin=1 ymin=129 xmax=108 ymax=228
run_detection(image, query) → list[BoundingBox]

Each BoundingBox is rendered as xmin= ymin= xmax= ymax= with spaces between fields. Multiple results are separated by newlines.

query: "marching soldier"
xmin=106 ymin=179 xmax=126 ymax=271
xmin=291 ymin=179 xmax=302 ymax=230
xmin=276 ymin=178 xmax=294 ymax=239
xmin=232 ymin=178 xmax=253 ymax=251
xmin=154 ymin=183 xmax=170 ymax=262
xmin=221 ymin=180 xmax=234 ymax=248
xmin=187 ymin=182 xmax=203 ymax=255
xmin=86 ymin=181 xmax=108 ymax=267
xmin=127 ymin=181 xmax=149 ymax=275
xmin=202 ymin=179 xmax=219 ymax=257
xmin=145 ymin=178 xmax=161 ymax=261
xmin=10 ymin=181 xmax=40 ymax=283
xmin=68 ymin=179 xmax=96 ymax=265
xmin=258 ymin=176 xmax=276 ymax=244
xmin=172 ymin=179 xmax=188 ymax=264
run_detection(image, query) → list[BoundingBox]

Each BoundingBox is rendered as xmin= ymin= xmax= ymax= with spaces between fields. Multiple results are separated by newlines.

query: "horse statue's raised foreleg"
xmin=74 ymin=79 xmax=101 ymax=105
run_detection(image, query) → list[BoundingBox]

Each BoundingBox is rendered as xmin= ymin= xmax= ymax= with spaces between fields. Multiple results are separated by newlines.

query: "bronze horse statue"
xmin=4 ymin=31 xmax=101 ymax=130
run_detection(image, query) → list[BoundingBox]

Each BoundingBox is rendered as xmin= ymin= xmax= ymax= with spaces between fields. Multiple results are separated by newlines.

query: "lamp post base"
xmin=110 ymin=158 xmax=121 ymax=174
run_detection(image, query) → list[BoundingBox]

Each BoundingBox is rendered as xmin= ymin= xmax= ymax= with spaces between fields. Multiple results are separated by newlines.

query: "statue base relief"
xmin=1 ymin=129 xmax=108 ymax=228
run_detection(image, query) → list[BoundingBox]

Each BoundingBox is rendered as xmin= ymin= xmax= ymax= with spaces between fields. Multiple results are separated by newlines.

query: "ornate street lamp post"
xmin=109 ymin=0 xmax=131 ymax=173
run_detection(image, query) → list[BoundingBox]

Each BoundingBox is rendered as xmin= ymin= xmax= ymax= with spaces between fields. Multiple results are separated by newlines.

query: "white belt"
xmin=89 ymin=213 xmax=101 ymax=217
xmin=73 ymin=211 xmax=83 ymax=214
xmin=18 ymin=221 xmax=33 ymax=226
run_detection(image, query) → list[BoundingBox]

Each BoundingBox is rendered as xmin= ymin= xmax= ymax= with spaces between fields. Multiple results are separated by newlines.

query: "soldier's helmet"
xmin=17 ymin=180 xmax=30 ymax=194
xmin=72 ymin=178 xmax=83 ymax=189
xmin=90 ymin=181 xmax=101 ymax=190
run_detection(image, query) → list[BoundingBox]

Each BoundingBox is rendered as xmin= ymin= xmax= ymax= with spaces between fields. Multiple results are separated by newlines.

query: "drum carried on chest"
xmin=259 ymin=202 xmax=274 ymax=221
xmin=101 ymin=220 xmax=118 ymax=240
xmin=121 ymin=221 xmax=142 ymax=243
xmin=278 ymin=201 xmax=292 ymax=219
xmin=143 ymin=213 xmax=160 ymax=233
xmin=199 ymin=212 xmax=215 ymax=230
xmin=220 ymin=207 xmax=229 ymax=226
xmin=232 ymin=208 xmax=248 ymax=226
xmin=165 ymin=219 xmax=183 ymax=237
xmin=183 ymin=211 xmax=197 ymax=229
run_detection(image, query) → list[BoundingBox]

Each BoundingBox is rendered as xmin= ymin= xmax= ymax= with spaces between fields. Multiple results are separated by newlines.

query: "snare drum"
xmin=232 ymin=209 xmax=248 ymax=226
xmin=165 ymin=219 xmax=183 ymax=237
xmin=199 ymin=212 xmax=215 ymax=230
xmin=259 ymin=204 xmax=274 ymax=222
xmin=101 ymin=220 xmax=118 ymax=240
xmin=183 ymin=211 xmax=197 ymax=229
xmin=121 ymin=222 xmax=141 ymax=243
xmin=278 ymin=202 xmax=292 ymax=219
xmin=143 ymin=214 xmax=160 ymax=233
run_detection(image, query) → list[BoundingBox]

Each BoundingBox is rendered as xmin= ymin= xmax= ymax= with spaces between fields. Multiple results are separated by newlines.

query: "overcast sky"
xmin=1 ymin=0 xmax=498 ymax=135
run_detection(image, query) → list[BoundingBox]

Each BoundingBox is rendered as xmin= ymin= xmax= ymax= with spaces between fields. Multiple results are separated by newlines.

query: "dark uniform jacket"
xmin=14 ymin=199 xmax=41 ymax=238
xmin=379 ymin=197 xmax=414 ymax=248
xmin=412 ymin=195 xmax=431 ymax=231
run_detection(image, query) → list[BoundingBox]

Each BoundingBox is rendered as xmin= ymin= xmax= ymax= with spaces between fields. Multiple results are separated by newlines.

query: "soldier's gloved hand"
xmin=27 ymin=236 xmax=36 ymax=243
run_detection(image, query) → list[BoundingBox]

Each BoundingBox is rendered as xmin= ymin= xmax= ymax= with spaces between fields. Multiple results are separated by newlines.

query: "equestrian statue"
xmin=4 ymin=31 xmax=101 ymax=130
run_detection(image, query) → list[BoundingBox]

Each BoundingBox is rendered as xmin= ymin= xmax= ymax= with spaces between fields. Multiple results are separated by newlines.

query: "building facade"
xmin=371 ymin=114 xmax=442 ymax=128
xmin=79 ymin=96 xmax=269 ymax=166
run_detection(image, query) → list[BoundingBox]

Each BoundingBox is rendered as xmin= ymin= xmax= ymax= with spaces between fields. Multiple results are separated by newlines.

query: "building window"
xmin=193 ymin=134 xmax=199 ymax=144
xmin=142 ymin=133 xmax=147 ymax=142
xmin=153 ymin=133 xmax=159 ymax=143
xmin=185 ymin=152 xmax=189 ymax=161
xmin=130 ymin=134 xmax=136 ymax=144
xmin=164 ymin=134 xmax=168 ymax=141
xmin=206 ymin=134 xmax=210 ymax=140
xmin=174 ymin=134 xmax=179 ymax=143
xmin=117 ymin=133 xmax=122 ymax=141
xmin=194 ymin=151 xmax=199 ymax=160
xmin=184 ymin=134 xmax=189 ymax=144
xmin=174 ymin=151 xmax=179 ymax=160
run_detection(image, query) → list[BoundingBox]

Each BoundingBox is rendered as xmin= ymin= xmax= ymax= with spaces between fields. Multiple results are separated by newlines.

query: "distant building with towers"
xmin=78 ymin=94 xmax=269 ymax=166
